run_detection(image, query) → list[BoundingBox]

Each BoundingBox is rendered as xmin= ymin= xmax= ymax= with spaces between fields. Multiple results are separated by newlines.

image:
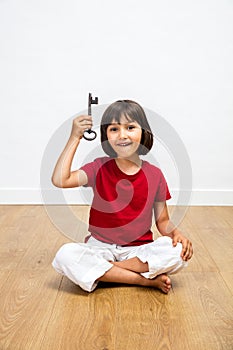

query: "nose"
xmin=119 ymin=126 xmax=127 ymax=139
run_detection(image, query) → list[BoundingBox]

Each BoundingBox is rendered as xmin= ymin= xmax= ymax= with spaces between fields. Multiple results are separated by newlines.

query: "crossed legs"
xmin=52 ymin=238 xmax=185 ymax=293
xmin=97 ymin=257 xmax=172 ymax=294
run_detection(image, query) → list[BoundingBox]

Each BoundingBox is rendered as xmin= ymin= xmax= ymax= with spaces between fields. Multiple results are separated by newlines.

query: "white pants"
xmin=52 ymin=236 xmax=187 ymax=292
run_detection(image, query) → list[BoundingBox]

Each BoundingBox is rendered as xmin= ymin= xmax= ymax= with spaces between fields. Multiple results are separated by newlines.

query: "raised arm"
xmin=154 ymin=201 xmax=193 ymax=261
xmin=51 ymin=115 xmax=92 ymax=188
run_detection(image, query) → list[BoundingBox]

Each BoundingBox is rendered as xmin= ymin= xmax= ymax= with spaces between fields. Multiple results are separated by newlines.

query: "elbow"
xmin=51 ymin=175 xmax=64 ymax=188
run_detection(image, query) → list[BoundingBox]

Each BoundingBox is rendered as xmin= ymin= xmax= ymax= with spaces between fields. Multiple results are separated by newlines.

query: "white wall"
xmin=0 ymin=0 xmax=233 ymax=205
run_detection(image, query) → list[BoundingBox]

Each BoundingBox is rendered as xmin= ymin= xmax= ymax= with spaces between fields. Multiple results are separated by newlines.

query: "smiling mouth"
xmin=116 ymin=142 xmax=132 ymax=147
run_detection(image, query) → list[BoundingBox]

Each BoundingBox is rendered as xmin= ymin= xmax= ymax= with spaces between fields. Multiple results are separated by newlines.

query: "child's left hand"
xmin=172 ymin=233 xmax=193 ymax=261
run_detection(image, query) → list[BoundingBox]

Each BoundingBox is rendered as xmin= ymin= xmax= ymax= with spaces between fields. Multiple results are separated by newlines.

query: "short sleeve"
xmin=80 ymin=157 xmax=110 ymax=188
xmin=80 ymin=161 xmax=96 ymax=188
xmin=155 ymin=171 xmax=171 ymax=202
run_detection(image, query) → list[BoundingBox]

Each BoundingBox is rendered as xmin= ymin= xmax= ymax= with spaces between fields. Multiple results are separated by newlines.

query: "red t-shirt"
xmin=81 ymin=157 xmax=171 ymax=246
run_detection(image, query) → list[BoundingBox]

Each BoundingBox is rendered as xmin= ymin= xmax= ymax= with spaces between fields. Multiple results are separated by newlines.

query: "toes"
xmin=152 ymin=274 xmax=172 ymax=293
xmin=161 ymin=276 xmax=171 ymax=285
xmin=162 ymin=276 xmax=172 ymax=293
xmin=162 ymin=285 xmax=170 ymax=294
xmin=164 ymin=284 xmax=171 ymax=293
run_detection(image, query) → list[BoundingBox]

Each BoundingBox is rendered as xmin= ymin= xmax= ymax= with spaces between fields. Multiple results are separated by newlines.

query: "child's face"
xmin=106 ymin=115 xmax=142 ymax=159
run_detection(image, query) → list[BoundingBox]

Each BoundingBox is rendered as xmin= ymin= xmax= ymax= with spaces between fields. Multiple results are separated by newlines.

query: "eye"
xmin=109 ymin=126 xmax=118 ymax=132
xmin=128 ymin=125 xmax=135 ymax=130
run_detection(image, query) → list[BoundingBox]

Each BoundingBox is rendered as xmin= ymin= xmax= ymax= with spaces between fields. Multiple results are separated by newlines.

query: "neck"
xmin=115 ymin=155 xmax=142 ymax=174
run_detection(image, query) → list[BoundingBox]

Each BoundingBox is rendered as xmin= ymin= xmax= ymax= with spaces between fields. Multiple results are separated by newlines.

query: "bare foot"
xmin=147 ymin=274 xmax=172 ymax=294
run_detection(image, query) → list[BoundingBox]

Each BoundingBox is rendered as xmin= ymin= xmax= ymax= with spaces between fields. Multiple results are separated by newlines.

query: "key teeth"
xmin=92 ymin=96 xmax=98 ymax=105
xmin=88 ymin=93 xmax=98 ymax=105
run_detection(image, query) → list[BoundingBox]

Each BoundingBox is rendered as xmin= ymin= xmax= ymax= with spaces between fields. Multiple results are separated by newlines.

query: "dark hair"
xmin=100 ymin=100 xmax=153 ymax=157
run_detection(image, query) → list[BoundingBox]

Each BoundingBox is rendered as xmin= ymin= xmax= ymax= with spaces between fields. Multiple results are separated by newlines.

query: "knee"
xmin=158 ymin=236 xmax=181 ymax=250
xmin=53 ymin=243 xmax=82 ymax=267
xmin=155 ymin=236 xmax=183 ymax=261
xmin=162 ymin=237 xmax=187 ymax=271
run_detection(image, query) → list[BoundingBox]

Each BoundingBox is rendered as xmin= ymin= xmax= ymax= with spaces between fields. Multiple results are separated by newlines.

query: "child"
xmin=52 ymin=100 xmax=193 ymax=294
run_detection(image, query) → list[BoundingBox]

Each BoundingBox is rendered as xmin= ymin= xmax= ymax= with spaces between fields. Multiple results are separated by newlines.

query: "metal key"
xmin=83 ymin=93 xmax=98 ymax=141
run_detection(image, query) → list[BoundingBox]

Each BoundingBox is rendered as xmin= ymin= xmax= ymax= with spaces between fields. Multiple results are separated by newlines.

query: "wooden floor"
xmin=0 ymin=205 xmax=233 ymax=350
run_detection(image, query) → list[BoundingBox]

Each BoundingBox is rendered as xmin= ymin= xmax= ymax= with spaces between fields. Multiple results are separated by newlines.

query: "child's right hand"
xmin=71 ymin=115 xmax=93 ymax=139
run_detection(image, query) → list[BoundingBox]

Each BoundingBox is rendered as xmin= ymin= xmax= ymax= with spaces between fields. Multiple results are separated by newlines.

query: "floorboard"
xmin=0 ymin=206 xmax=233 ymax=350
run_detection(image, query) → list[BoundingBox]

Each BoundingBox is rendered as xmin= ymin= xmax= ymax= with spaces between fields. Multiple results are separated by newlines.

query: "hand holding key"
xmin=70 ymin=115 xmax=93 ymax=140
